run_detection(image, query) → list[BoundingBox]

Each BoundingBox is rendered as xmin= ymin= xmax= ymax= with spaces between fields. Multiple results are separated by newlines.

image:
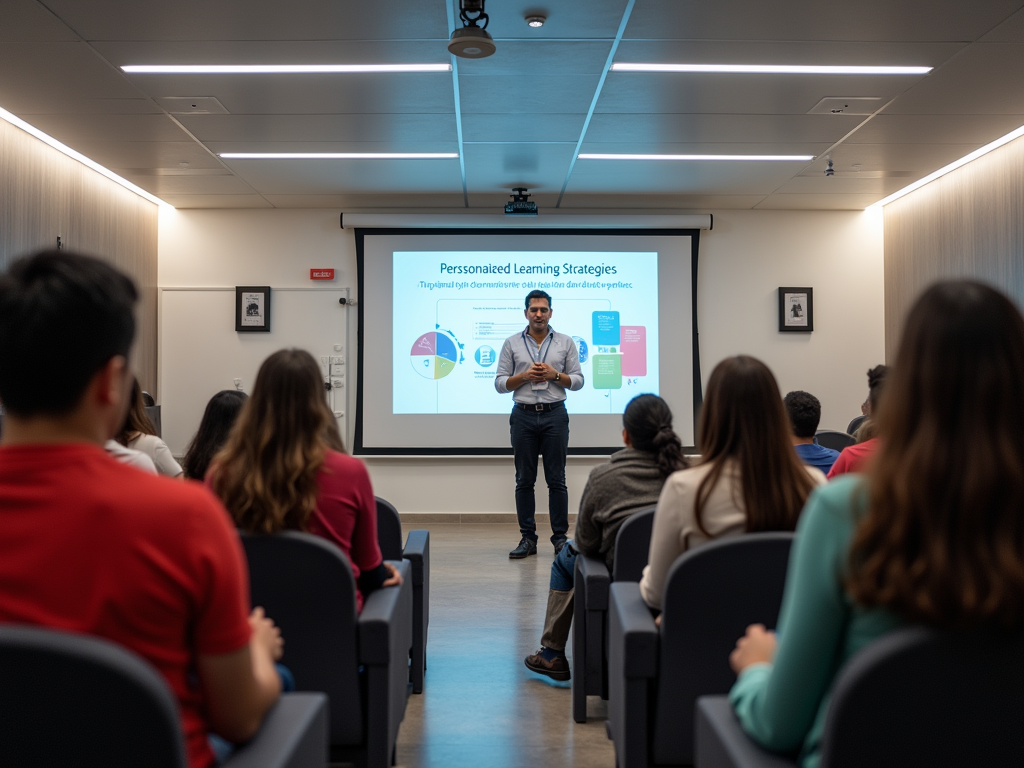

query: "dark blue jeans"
xmin=510 ymin=403 xmax=570 ymax=543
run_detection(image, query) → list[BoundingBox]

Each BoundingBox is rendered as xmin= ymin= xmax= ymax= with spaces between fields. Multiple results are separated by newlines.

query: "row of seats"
xmin=0 ymin=497 xmax=427 ymax=768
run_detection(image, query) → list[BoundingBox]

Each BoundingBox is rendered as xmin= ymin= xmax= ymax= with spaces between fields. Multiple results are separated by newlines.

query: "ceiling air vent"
xmin=155 ymin=96 xmax=230 ymax=115
xmin=807 ymin=97 xmax=883 ymax=115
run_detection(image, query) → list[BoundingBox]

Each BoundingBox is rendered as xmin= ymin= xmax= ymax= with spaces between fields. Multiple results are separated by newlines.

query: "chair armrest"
xmin=576 ymin=553 xmax=611 ymax=611
xmin=608 ymin=582 xmax=657 ymax=679
xmin=358 ymin=559 xmax=413 ymax=666
xmin=695 ymin=696 xmax=798 ymax=768
xmin=224 ymin=692 xmax=329 ymax=768
xmin=402 ymin=530 xmax=429 ymax=587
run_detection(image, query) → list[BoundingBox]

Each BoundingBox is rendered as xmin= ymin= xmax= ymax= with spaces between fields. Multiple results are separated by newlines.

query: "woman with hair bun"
xmin=525 ymin=393 xmax=688 ymax=681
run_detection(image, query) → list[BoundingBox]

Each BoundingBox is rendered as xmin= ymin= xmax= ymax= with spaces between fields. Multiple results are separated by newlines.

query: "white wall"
xmin=158 ymin=207 xmax=883 ymax=514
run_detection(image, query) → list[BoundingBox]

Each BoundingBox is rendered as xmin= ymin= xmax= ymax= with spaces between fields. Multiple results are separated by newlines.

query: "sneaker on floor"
xmin=552 ymin=536 xmax=568 ymax=556
xmin=509 ymin=537 xmax=538 ymax=559
xmin=525 ymin=647 xmax=570 ymax=681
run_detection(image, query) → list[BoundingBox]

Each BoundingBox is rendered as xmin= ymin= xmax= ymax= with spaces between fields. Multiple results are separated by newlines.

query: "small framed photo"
xmin=779 ymin=287 xmax=813 ymax=332
xmin=235 ymin=286 xmax=271 ymax=332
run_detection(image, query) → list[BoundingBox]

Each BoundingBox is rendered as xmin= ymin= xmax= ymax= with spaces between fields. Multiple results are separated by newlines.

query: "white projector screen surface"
xmin=357 ymin=231 xmax=697 ymax=454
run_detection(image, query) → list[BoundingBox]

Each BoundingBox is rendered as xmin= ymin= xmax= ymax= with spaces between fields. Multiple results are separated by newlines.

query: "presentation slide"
xmin=392 ymin=250 xmax=659 ymax=415
xmin=357 ymin=230 xmax=697 ymax=454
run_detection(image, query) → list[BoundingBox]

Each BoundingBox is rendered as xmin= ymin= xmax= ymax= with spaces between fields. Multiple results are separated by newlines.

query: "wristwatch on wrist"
xmin=552 ymin=371 xmax=559 ymax=382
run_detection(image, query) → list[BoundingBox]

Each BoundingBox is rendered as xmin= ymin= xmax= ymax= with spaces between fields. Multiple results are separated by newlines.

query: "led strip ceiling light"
xmin=219 ymin=153 xmax=458 ymax=159
xmin=0 ymin=105 xmax=170 ymax=207
xmin=870 ymin=123 xmax=1024 ymax=208
xmin=578 ymin=154 xmax=814 ymax=161
xmin=611 ymin=63 xmax=932 ymax=75
xmin=122 ymin=64 xmax=451 ymax=74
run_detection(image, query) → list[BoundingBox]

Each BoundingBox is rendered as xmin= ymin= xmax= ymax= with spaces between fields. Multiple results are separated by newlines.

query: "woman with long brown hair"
xmin=111 ymin=377 xmax=182 ymax=476
xmin=208 ymin=348 xmax=400 ymax=610
xmin=639 ymin=355 xmax=823 ymax=609
xmin=729 ymin=281 xmax=1024 ymax=767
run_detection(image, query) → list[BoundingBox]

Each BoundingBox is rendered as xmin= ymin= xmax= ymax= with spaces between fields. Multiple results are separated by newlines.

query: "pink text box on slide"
xmin=620 ymin=326 xmax=647 ymax=376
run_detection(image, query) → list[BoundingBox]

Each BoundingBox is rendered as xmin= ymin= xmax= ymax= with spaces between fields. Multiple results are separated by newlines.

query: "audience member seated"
xmin=0 ymin=250 xmax=283 ymax=768
xmin=208 ymin=348 xmax=401 ymax=611
xmin=784 ymin=390 xmax=840 ymax=474
xmin=114 ymin=377 xmax=183 ymax=477
xmin=728 ymin=280 xmax=1024 ymax=768
xmin=104 ymin=434 xmax=157 ymax=473
xmin=524 ymin=394 xmax=687 ymax=680
xmin=181 ymin=389 xmax=248 ymax=481
xmin=640 ymin=356 xmax=825 ymax=610
xmin=832 ymin=365 xmax=888 ymax=478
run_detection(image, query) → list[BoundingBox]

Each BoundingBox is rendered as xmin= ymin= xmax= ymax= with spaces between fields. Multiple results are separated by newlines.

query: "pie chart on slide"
xmin=410 ymin=331 xmax=458 ymax=379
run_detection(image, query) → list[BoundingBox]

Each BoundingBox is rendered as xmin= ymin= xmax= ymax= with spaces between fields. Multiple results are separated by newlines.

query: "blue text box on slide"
xmin=592 ymin=311 xmax=620 ymax=346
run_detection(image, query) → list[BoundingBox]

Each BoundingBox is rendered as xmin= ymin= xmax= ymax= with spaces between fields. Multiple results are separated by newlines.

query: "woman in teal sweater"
xmin=728 ymin=280 xmax=1024 ymax=767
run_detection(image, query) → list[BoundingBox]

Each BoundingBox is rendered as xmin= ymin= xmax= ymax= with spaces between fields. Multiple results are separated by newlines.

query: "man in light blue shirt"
xmin=495 ymin=290 xmax=584 ymax=559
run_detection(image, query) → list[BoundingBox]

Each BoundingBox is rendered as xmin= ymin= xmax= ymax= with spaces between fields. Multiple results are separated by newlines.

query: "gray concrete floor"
xmin=393 ymin=524 xmax=617 ymax=768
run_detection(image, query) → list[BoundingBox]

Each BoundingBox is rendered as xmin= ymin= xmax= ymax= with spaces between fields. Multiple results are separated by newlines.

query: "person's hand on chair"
xmin=729 ymin=623 xmax=776 ymax=673
xmin=382 ymin=561 xmax=403 ymax=587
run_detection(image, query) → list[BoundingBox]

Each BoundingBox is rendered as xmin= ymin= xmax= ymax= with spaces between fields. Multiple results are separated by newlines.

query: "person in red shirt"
xmin=0 ymin=250 xmax=283 ymax=768
xmin=826 ymin=437 xmax=880 ymax=478
xmin=208 ymin=348 xmax=400 ymax=611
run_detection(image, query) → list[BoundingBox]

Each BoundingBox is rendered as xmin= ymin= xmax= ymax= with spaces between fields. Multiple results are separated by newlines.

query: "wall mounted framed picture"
xmin=779 ymin=287 xmax=813 ymax=332
xmin=236 ymin=286 xmax=271 ymax=332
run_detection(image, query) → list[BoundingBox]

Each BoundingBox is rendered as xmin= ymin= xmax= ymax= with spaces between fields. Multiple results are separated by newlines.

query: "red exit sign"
xmin=310 ymin=268 xmax=335 ymax=280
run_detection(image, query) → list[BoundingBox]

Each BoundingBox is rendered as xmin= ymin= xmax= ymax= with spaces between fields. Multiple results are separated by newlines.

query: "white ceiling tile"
xmin=479 ymin=0 xmax=628 ymax=40
xmin=979 ymin=6 xmax=1024 ymax=41
xmin=559 ymin=193 xmax=768 ymax=209
xmin=159 ymin=194 xmax=273 ymax=208
xmin=458 ymin=75 xmax=601 ymax=114
xmin=455 ymin=42 xmax=611 ymax=76
xmin=462 ymin=114 xmax=585 ymax=143
xmin=0 ymin=42 xmax=140 ymax=106
xmin=219 ymin=157 xmax=465 ymax=195
xmin=177 ymin=114 xmax=457 ymax=144
xmin=11 ymin=98 xmax=161 ymax=116
xmin=462 ymin=144 xmax=576 ymax=193
xmin=264 ymin=193 xmax=468 ymax=208
xmin=0 ymin=0 xmax=80 ymax=42
xmin=624 ymin=0 xmax=1023 ymax=42
xmin=565 ymin=157 xmax=815 ymax=195
xmin=585 ymin=113 xmax=861 ymax=144
xmin=848 ymin=113 xmax=1024 ymax=144
xmin=772 ymin=176 xmax=909 ymax=195
xmin=117 ymin=174 xmax=256 ymax=195
xmin=24 ymin=113 xmax=194 ymax=143
xmin=71 ymin=141 xmax=225 ymax=170
xmin=754 ymin=193 xmax=885 ymax=210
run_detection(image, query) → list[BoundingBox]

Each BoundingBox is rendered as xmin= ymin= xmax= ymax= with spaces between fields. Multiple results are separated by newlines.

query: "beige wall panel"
xmin=884 ymin=134 xmax=1024 ymax=360
xmin=0 ymin=118 xmax=159 ymax=396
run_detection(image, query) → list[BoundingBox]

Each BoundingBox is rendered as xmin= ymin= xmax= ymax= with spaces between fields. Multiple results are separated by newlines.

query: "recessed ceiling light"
xmin=611 ymin=63 xmax=932 ymax=75
xmin=578 ymin=153 xmax=815 ymax=162
xmin=869 ymin=123 xmax=1024 ymax=208
xmin=122 ymin=64 xmax=451 ymax=74
xmin=0 ymin=105 xmax=170 ymax=207
xmin=526 ymin=15 xmax=546 ymax=27
xmin=218 ymin=153 xmax=459 ymax=159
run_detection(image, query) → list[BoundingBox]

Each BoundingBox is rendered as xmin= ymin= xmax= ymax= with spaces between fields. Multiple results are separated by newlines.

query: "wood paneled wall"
xmin=0 ymin=118 xmax=159 ymax=396
xmin=884 ymin=133 xmax=1024 ymax=360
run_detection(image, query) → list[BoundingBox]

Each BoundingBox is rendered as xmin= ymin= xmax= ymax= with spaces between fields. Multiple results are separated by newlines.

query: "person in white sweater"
xmin=640 ymin=355 xmax=825 ymax=609
xmin=114 ymin=378 xmax=183 ymax=477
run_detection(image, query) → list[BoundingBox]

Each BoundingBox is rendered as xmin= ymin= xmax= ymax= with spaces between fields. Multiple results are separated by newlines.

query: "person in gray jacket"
xmin=524 ymin=394 xmax=688 ymax=681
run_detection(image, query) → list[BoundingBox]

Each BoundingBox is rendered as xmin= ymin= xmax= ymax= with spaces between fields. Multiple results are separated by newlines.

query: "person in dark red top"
xmin=0 ymin=250 xmax=283 ymax=768
xmin=208 ymin=348 xmax=400 ymax=611
xmin=826 ymin=437 xmax=880 ymax=478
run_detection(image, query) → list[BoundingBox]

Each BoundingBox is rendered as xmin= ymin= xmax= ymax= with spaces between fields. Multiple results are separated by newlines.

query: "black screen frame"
xmin=353 ymin=227 xmax=703 ymax=456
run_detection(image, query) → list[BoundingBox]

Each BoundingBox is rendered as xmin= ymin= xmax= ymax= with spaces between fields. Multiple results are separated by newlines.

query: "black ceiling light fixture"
xmin=448 ymin=0 xmax=496 ymax=59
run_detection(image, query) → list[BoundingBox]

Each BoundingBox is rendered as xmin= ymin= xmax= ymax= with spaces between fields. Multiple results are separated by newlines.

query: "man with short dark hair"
xmin=495 ymin=290 xmax=584 ymax=558
xmin=0 ymin=250 xmax=282 ymax=768
xmin=783 ymin=390 xmax=840 ymax=475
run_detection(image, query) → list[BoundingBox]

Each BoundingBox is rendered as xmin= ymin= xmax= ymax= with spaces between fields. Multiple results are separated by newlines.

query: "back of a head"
xmin=696 ymin=356 xmax=816 ymax=534
xmin=181 ymin=390 xmax=248 ymax=480
xmin=0 ymin=250 xmax=137 ymax=417
xmin=622 ymin=393 xmax=688 ymax=477
xmin=116 ymin=378 xmax=157 ymax=445
xmin=849 ymin=280 xmax=1024 ymax=631
xmin=866 ymin=364 xmax=888 ymax=412
xmin=211 ymin=349 xmax=343 ymax=532
xmin=783 ymin=390 xmax=821 ymax=438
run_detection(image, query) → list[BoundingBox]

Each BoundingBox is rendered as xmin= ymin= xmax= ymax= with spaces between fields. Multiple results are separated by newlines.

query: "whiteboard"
xmin=159 ymin=288 xmax=349 ymax=457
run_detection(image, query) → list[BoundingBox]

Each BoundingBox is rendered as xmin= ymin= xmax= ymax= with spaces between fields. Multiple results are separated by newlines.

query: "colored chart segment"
xmin=410 ymin=332 xmax=458 ymax=380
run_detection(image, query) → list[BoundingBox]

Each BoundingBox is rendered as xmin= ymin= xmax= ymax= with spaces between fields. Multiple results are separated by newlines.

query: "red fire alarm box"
xmin=310 ymin=268 xmax=335 ymax=280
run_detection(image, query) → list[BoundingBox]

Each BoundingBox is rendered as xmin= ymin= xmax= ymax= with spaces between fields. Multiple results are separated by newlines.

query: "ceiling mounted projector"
xmin=505 ymin=188 xmax=538 ymax=216
xmin=449 ymin=0 xmax=495 ymax=59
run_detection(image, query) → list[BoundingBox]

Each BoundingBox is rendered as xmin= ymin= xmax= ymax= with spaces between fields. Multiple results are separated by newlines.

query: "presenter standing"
xmin=495 ymin=290 xmax=584 ymax=559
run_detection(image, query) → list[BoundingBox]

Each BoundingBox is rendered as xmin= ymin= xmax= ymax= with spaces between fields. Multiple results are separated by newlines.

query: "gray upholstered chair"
xmin=813 ymin=429 xmax=855 ymax=452
xmin=0 ymin=624 xmax=328 ymax=768
xmin=241 ymin=531 xmax=413 ymax=768
xmin=375 ymin=496 xmax=430 ymax=694
xmin=572 ymin=505 xmax=656 ymax=723
xmin=608 ymin=532 xmax=795 ymax=767
xmin=696 ymin=627 xmax=1024 ymax=768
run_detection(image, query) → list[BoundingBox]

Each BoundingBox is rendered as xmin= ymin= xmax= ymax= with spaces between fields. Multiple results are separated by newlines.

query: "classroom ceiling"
xmin=3 ymin=0 xmax=1024 ymax=210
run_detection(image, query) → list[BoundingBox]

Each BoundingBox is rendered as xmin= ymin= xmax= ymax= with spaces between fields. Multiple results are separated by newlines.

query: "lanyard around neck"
xmin=522 ymin=328 xmax=552 ymax=365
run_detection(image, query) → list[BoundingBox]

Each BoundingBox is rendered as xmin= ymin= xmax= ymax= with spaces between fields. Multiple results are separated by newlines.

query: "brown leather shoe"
xmin=524 ymin=648 xmax=570 ymax=681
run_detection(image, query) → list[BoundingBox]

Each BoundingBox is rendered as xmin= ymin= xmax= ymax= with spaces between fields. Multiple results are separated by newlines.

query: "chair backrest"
xmin=375 ymin=497 xmax=404 ymax=561
xmin=815 ymin=429 xmax=856 ymax=451
xmin=821 ymin=626 xmax=1024 ymax=767
xmin=0 ymin=624 xmax=186 ymax=768
xmin=846 ymin=414 xmax=867 ymax=436
xmin=652 ymin=532 xmax=795 ymax=765
xmin=240 ymin=530 xmax=364 ymax=745
xmin=611 ymin=506 xmax=656 ymax=582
